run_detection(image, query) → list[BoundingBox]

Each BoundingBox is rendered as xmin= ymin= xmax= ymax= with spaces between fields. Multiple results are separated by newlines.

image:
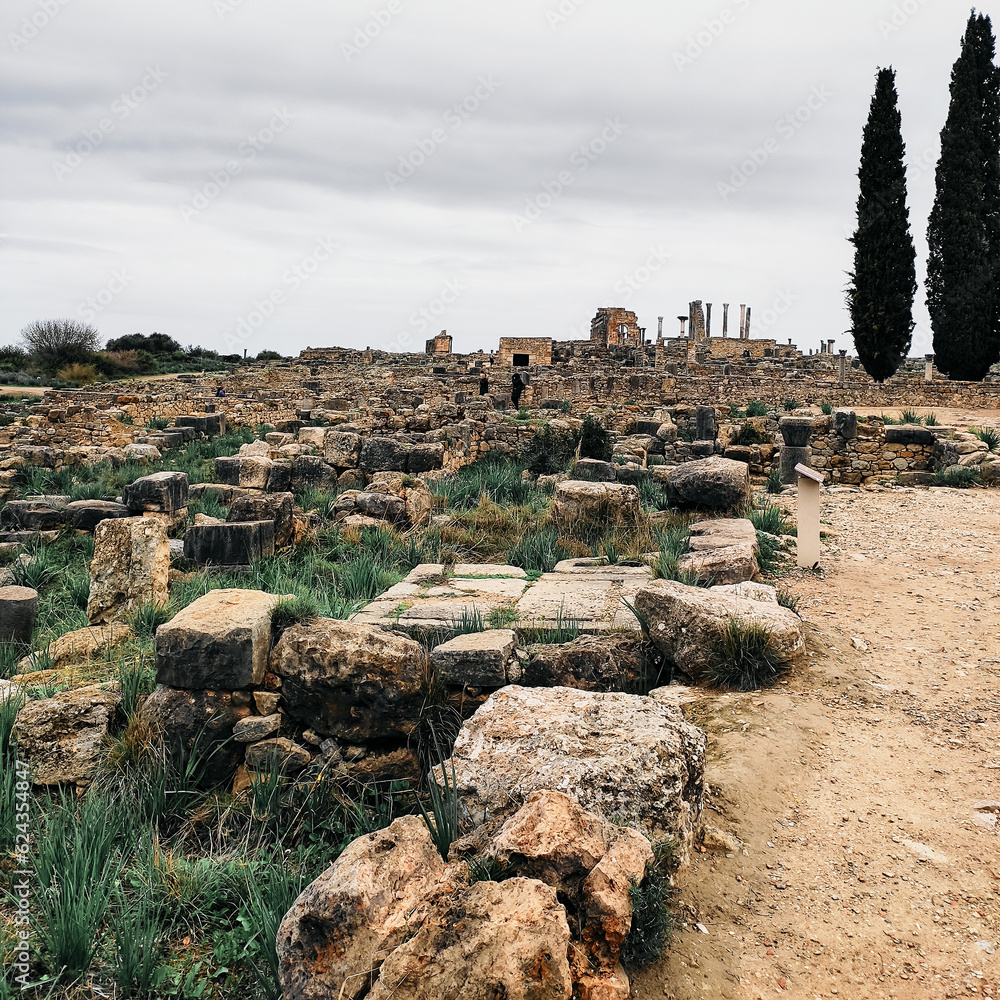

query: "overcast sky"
xmin=0 ymin=0 xmax=975 ymax=359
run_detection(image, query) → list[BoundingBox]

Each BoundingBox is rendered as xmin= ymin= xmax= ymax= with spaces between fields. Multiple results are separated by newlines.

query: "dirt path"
xmin=633 ymin=485 xmax=1000 ymax=1000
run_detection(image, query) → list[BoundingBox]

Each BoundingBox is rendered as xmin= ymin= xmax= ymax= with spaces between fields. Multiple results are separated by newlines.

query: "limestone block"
xmin=183 ymin=520 xmax=275 ymax=566
xmin=65 ymin=500 xmax=132 ymax=531
xmin=0 ymin=501 xmax=65 ymax=531
xmin=552 ymin=481 xmax=640 ymax=526
xmin=122 ymin=471 xmax=189 ymax=514
xmin=439 ymin=685 xmax=706 ymax=855
xmin=87 ymin=516 xmax=169 ymax=624
xmin=155 ymin=588 xmax=286 ymax=689
xmin=0 ymin=585 xmax=37 ymax=644
xmin=14 ymin=684 xmax=120 ymax=784
xmin=430 ymin=629 xmax=517 ymax=687
xmin=271 ymin=619 xmax=427 ymax=742
xmin=323 ymin=430 xmax=362 ymax=467
xmin=664 ymin=456 xmax=750 ymax=510
xmin=226 ymin=492 xmax=295 ymax=548
xmin=634 ymin=578 xmax=804 ymax=679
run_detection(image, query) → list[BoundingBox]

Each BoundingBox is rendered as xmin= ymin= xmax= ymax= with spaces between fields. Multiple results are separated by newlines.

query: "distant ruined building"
xmin=589 ymin=307 xmax=644 ymax=349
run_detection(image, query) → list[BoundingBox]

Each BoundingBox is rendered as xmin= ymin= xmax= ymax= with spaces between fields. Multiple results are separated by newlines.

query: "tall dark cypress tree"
xmin=926 ymin=11 xmax=1000 ymax=381
xmin=847 ymin=67 xmax=916 ymax=382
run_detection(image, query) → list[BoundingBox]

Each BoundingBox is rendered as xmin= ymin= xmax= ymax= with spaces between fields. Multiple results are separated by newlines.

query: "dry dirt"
xmin=633 ymin=483 xmax=1000 ymax=1000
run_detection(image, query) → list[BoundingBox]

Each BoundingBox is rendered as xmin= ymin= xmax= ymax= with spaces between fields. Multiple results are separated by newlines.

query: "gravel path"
xmin=632 ymin=484 xmax=1000 ymax=1000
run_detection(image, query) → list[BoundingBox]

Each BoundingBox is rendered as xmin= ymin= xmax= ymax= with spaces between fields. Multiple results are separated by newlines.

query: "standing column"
xmin=925 ymin=354 xmax=935 ymax=381
xmin=838 ymin=349 xmax=848 ymax=386
xmin=745 ymin=306 xmax=752 ymax=339
xmin=657 ymin=316 xmax=663 ymax=338
xmin=677 ymin=316 xmax=688 ymax=338
xmin=706 ymin=303 xmax=713 ymax=338
xmin=722 ymin=303 xmax=729 ymax=338
xmin=739 ymin=304 xmax=746 ymax=340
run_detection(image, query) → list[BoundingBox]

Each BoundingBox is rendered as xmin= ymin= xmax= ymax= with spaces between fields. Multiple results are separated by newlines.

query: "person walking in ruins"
xmin=479 ymin=374 xmax=489 ymax=396
xmin=511 ymin=371 xmax=524 ymax=408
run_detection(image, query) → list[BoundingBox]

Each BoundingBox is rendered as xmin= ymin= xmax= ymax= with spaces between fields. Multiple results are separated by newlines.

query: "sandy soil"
xmin=633 ymin=484 xmax=1000 ymax=1000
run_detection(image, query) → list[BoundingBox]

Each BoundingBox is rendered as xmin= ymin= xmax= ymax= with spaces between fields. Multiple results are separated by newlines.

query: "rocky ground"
xmin=633 ymin=484 xmax=1000 ymax=1000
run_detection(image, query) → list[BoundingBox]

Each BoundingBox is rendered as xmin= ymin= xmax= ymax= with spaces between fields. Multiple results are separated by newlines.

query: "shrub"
xmin=21 ymin=318 xmax=100 ymax=372
xmin=900 ymin=408 xmax=920 ymax=424
xmin=558 ymin=399 xmax=572 ymax=414
xmin=746 ymin=401 xmax=768 ymax=417
xmin=820 ymin=402 xmax=833 ymax=415
xmin=521 ymin=424 xmax=580 ymax=475
xmin=729 ymin=423 xmax=771 ymax=447
xmin=622 ymin=838 xmax=679 ymax=971
xmin=56 ymin=362 xmax=100 ymax=384
xmin=579 ymin=414 xmax=613 ymax=462
xmin=782 ymin=398 xmax=799 ymax=412
xmin=703 ymin=617 xmax=792 ymax=690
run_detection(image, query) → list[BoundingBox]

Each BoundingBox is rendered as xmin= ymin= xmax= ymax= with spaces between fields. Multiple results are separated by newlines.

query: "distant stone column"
xmin=778 ymin=417 xmax=814 ymax=485
xmin=838 ymin=349 xmax=848 ymax=386
xmin=745 ymin=306 xmax=752 ymax=338
xmin=925 ymin=354 xmax=935 ymax=381
xmin=677 ymin=316 xmax=688 ymax=337
xmin=706 ymin=303 xmax=713 ymax=338
xmin=722 ymin=303 xmax=729 ymax=338
xmin=739 ymin=304 xmax=746 ymax=340
xmin=0 ymin=586 xmax=38 ymax=645
xmin=689 ymin=301 xmax=706 ymax=341
xmin=657 ymin=316 xmax=663 ymax=338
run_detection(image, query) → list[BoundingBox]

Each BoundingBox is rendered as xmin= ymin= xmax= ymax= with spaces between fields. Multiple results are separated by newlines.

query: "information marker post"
xmin=794 ymin=462 xmax=825 ymax=569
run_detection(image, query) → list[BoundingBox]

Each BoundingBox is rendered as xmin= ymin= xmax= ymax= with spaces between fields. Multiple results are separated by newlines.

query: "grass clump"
xmin=746 ymin=401 xmax=768 ymax=418
xmin=931 ymin=467 xmax=981 ymax=488
xmin=820 ymin=402 xmax=833 ymax=415
xmin=438 ymin=454 xmax=541 ymax=510
xmin=269 ymin=595 xmax=319 ymax=633
xmin=749 ymin=502 xmax=795 ymax=537
xmin=900 ymin=408 xmax=920 ymax=424
xmin=765 ymin=466 xmax=782 ymax=494
xmin=782 ymin=398 xmax=798 ymax=412
xmin=776 ymin=588 xmax=801 ymax=613
xmin=703 ymin=617 xmax=792 ymax=691
xmin=622 ymin=838 xmax=680 ymax=971
xmin=971 ymin=426 xmax=999 ymax=451
xmin=923 ymin=412 xmax=938 ymax=426
xmin=449 ymin=606 xmax=486 ymax=635
xmin=130 ymin=599 xmax=174 ymax=641
xmin=507 ymin=526 xmax=570 ymax=574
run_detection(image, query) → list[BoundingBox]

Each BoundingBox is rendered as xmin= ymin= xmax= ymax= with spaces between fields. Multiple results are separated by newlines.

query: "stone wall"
xmin=495 ymin=337 xmax=553 ymax=367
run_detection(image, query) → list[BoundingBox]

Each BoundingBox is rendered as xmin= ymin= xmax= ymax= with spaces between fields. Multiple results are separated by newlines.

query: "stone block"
xmin=552 ymin=481 xmax=640 ymax=526
xmin=227 ymin=492 xmax=295 ymax=548
xmin=832 ymin=408 xmax=857 ymax=439
xmin=88 ymin=516 xmax=169 ymax=624
xmin=155 ymin=588 xmax=285 ymax=689
xmin=271 ymin=619 xmax=426 ymax=742
xmin=885 ymin=425 xmax=934 ymax=446
xmin=122 ymin=471 xmax=189 ymax=514
xmin=176 ymin=413 xmax=227 ymax=436
xmin=14 ymin=685 xmax=120 ymax=785
xmin=665 ymin=456 xmax=750 ymax=510
xmin=406 ymin=442 xmax=445 ymax=473
xmin=65 ymin=500 xmax=132 ymax=531
xmin=359 ymin=436 xmax=411 ymax=473
xmin=183 ymin=520 xmax=275 ymax=566
xmin=572 ymin=458 xmax=616 ymax=481
xmin=430 ymin=629 xmax=517 ymax=687
xmin=323 ymin=430 xmax=362 ymax=467
xmin=0 ymin=501 xmax=65 ymax=531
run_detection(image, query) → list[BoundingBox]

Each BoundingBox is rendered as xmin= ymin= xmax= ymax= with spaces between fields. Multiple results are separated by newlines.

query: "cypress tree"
xmin=847 ymin=67 xmax=916 ymax=383
xmin=926 ymin=11 xmax=1000 ymax=381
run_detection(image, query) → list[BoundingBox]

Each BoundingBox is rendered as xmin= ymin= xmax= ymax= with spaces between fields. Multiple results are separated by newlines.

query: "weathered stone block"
xmin=122 ymin=471 xmax=189 ymax=514
xmin=271 ymin=619 xmax=426 ymax=742
xmin=0 ymin=501 xmax=64 ymax=531
xmin=552 ymin=481 xmax=640 ymax=526
xmin=886 ymin=425 xmax=934 ymax=446
xmin=430 ymin=629 xmax=517 ymax=687
xmin=183 ymin=520 xmax=275 ymax=566
xmin=65 ymin=500 xmax=132 ymax=531
xmin=226 ymin=492 xmax=295 ymax=548
xmin=155 ymin=588 xmax=285 ymax=689
xmin=323 ymin=430 xmax=362 ymax=467
xmin=0 ymin=586 xmax=37 ymax=644
xmin=665 ymin=456 xmax=750 ymax=510
xmin=359 ymin=436 xmax=411 ymax=473
xmin=176 ymin=413 xmax=227 ymax=436
xmin=88 ymin=516 xmax=169 ymax=624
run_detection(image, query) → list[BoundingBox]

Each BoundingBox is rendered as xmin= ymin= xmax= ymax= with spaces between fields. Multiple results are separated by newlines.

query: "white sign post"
xmin=795 ymin=462 xmax=825 ymax=569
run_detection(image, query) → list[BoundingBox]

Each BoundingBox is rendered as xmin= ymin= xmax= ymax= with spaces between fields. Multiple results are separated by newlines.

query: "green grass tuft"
xmin=703 ymin=616 xmax=792 ymax=691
